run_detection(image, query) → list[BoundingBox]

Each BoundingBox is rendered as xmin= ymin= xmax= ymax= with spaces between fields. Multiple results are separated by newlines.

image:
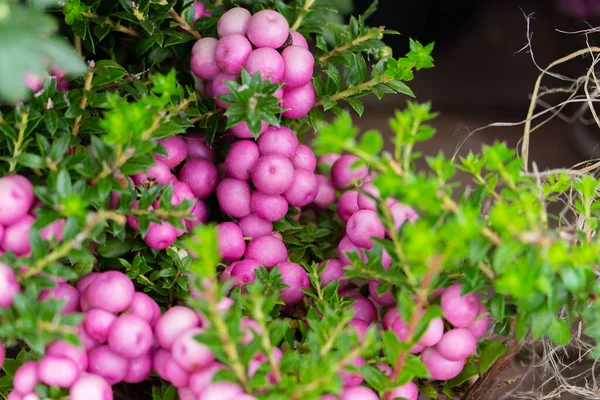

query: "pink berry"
xmin=257 ymin=126 xmax=299 ymax=158
xmin=131 ymin=159 xmax=172 ymax=186
xmin=351 ymin=297 xmax=377 ymax=324
xmin=83 ymin=308 xmax=117 ymax=342
xmin=369 ymin=280 xmax=395 ymax=307
xmin=40 ymin=218 xmax=65 ymax=242
xmin=279 ymin=261 xmax=309 ymax=305
xmin=357 ymin=181 xmax=381 ymax=211
xmin=185 ymin=200 xmax=209 ymax=231
xmin=70 ymin=373 xmax=113 ymax=400
xmin=0 ymin=264 xmax=19 ymax=307
xmin=127 ymin=292 xmax=160 ymax=325
xmin=155 ymin=136 xmax=188 ymax=168
xmin=191 ymin=38 xmax=221 ymax=80
xmin=76 ymin=272 xmax=100 ymax=293
xmin=225 ymin=140 xmax=260 ymax=181
xmin=252 ymin=154 xmax=295 ymax=195
xmin=346 ymin=209 xmax=385 ymax=249
xmin=382 ymin=308 xmax=400 ymax=331
xmin=172 ymin=328 xmax=215 ymax=372
xmin=107 ymin=314 xmax=153 ymax=359
xmin=319 ymin=259 xmax=348 ymax=288
xmin=215 ymin=34 xmax=252 ymax=75
xmin=77 ymin=324 xmax=99 ymax=351
xmin=283 ymin=169 xmax=319 ymax=207
xmin=88 ymin=346 xmax=130 ymax=385
xmin=165 ymin=356 xmax=190 ymax=387
xmin=153 ymin=348 xmax=171 ymax=381
xmin=244 ymin=48 xmax=285 ymax=83
xmin=179 ymin=388 xmax=196 ymax=400
xmin=212 ymin=71 xmax=237 ymax=109
xmin=291 ymin=144 xmax=317 ymax=172
xmin=436 ymin=328 xmax=477 ymax=361
xmin=198 ymin=382 xmax=244 ymax=400
xmin=421 ymin=347 xmax=465 ymax=381
xmin=144 ymin=222 xmax=178 ymax=249
xmin=179 ymin=158 xmax=219 ymax=199
xmin=441 ymin=284 xmax=481 ymax=328
xmin=217 ymin=178 xmax=252 ymax=218
xmin=340 ymin=386 xmax=378 ymax=400
xmin=418 ymin=317 xmax=444 ymax=347
xmin=46 ymin=340 xmax=88 ymax=371
xmin=189 ymin=363 xmax=224 ymax=395
xmin=245 ymin=235 xmax=287 ymax=268
xmin=348 ymin=318 xmax=369 ymax=343
xmin=25 ymin=73 xmax=44 ymax=92
xmin=231 ymin=121 xmax=269 ymax=139
xmin=376 ymin=363 xmax=392 ymax=376
xmin=193 ymin=1 xmax=207 ymax=21
xmin=337 ymin=235 xmax=367 ymax=265
xmin=468 ymin=305 xmax=489 ymax=338
xmin=239 ymin=214 xmax=273 ymax=239
xmin=39 ymin=355 xmax=80 ymax=388
xmin=247 ymin=10 xmax=289 ymax=49
xmin=217 ymin=7 xmax=251 ymax=37
xmin=290 ymin=31 xmax=309 ymax=49
xmin=155 ymin=306 xmax=200 ymax=350
xmin=282 ymin=81 xmax=316 ymax=119
xmin=337 ymin=190 xmax=360 ymax=222
xmin=313 ymin=174 xmax=336 ymax=209
xmin=13 ymin=361 xmax=38 ymax=394
xmin=83 ymin=271 xmax=135 ymax=313
xmin=230 ymin=259 xmax=261 ymax=287
xmin=281 ymin=45 xmax=314 ymax=88
xmin=318 ymin=153 xmax=342 ymax=168
xmin=251 ymin=191 xmax=288 ymax=222
xmin=339 ymin=356 xmax=365 ymax=387
xmin=217 ymin=222 xmax=246 ymax=261
xmin=389 ymin=381 xmax=419 ymax=400
xmin=2 ymin=215 xmax=34 ymax=256
xmin=183 ymin=134 xmax=215 ymax=161
xmin=331 ymin=155 xmax=369 ymax=189
xmin=387 ymin=203 xmax=419 ymax=237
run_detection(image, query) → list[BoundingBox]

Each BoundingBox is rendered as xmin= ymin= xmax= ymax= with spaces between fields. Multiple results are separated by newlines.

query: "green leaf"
xmin=547 ymin=319 xmax=571 ymax=346
xmin=357 ymin=130 xmax=383 ymax=155
xmin=44 ymin=109 xmax=59 ymax=134
xmin=479 ymin=341 xmax=506 ymax=374
xmin=346 ymin=97 xmax=364 ymax=117
xmin=447 ymin=364 xmax=479 ymax=387
xmin=185 ymin=224 xmax=220 ymax=279
xmin=97 ymin=238 xmax=133 ymax=258
xmin=531 ymin=310 xmax=554 ymax=339
xmin=17 ymin=153 xmax=44 ymax=169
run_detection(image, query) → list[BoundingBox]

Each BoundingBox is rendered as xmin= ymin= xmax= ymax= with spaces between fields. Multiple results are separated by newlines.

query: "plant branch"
xmin=169 ymin=8 xmax=201 ymax=40
xmin=384 ymin=255 xmax=443 ymax=400
xmin=8 ymin=112 xmax=28 ymax=173
xmin=291 ymin=0 xmax=316 ymax=31
xmin=23 ymin=210 xmax=126 ymax=279
xmin=71 ymin=69 xmax=94 ymax=137
xmin=82 ymin=12 xmax=141 ymax=38
xmin=317 ymin=74 xmax=392 ymax=106
xmin=319 ymin=29 xmax=384 ymax=63
xmin=251 ymin=297 xmax=283 ymax=383
xmin=205 ymin=280 xmax=249 ymax=390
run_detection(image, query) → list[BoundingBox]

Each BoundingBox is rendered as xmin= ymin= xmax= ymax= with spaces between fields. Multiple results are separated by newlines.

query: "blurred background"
xmin=349 ymin=0 xmax=600 ymax=174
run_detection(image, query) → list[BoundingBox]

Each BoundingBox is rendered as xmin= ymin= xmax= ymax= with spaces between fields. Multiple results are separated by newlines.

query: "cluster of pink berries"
xmin=382 ymin=284 xmax=489 ymax=381
xmin=111 ymin=134 xmax=214 ymax=250
xmin=0 ymin=175 xmax=65 ymax=258
xmin=25 ymin=68 xmax=69 ymax=93
xmin=191 ymin=6 xmax=316 ymax=133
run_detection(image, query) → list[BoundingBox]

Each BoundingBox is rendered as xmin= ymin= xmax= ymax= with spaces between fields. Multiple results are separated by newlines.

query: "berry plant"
xmin=0 ymin=0 xmax=598 ymax=400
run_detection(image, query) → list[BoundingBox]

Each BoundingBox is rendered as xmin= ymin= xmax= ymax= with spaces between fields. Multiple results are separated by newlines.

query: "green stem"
xmin=291 ymin=0 xmax=316 ymax=31
xmin=82 ymin=12 xmax=141 ymax=37
xmin=169 ymin=8 xmax=201 ymax=40
xmin=319 ymin=29 xmax=384 ymax=63
xmin=252 ymin=297 xmax=283 ymax=383
xmin=71 ymin=70 xmax=94 ymax=137
xmin=317 ymin=74 xmax=392 ymax=106
xmin=8 ymin=112 xmax=28 ymax=173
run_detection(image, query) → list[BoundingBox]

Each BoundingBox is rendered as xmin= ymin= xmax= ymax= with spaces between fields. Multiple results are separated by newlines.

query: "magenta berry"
xmin=155 ymin=306 xmax=201 ymax=349
xmin=191 ymin=38 xmax=221 ymax=80
xmin=337 ymin=235 xmax=367 ymax=265
xmin=107 ymin=314 xmax=153 ymax=359
xmin=291 ymin=143 xmax=317 ymax=172
xmin=283 ymin=169 xmax=319 ymax=207
xmin=319 ymin=259 xmax=347 ymax=288
xmin=337 ymin=190 xmax=360 ymax=222
xmin=38 ymin=355 xmax=80 ymax=388
xmin=389 ymin=381 xmax=419 ymax=400
xmin=252 ymin=154 xmax=295 ymax=195
xmin=441 ymin=284 xmax=481 ymax=328
xmin=70 ymin=373 xmax=113 ymax=400
xmin=155 ymin=136 xmax=188 ymax=168
xmin=368 ymin=280 xmax=395 ymax=307
xmin=2 ymin=214 xmax=35 ymax=256
xmin=348 ymin=318 xmax=369 ymax=343
xmin=239 ymin=214 xmax=273 ymax=239
xmin=144 ymin=222 xmax=177 ymax=250
xmin=217 ymin=222 xmax=246 ymax=261
xmin=247 ymin=10 xmax=290 ymax=49
xmin=46 ymin=340 xmax=88 ymax=371
xmin=340 ymin=386 xmax=378 ymax=400
xmin=198 ymin=382 xmax=244 ymax=400
xmin=244 ymin=48 xmax=285 ymax=83
xmin=0 ymin=175 xmax=35 ymax=226
xmin=290 ymin=31 xmax=309 ymax=49
xmin=251 ymin=191 xmax=289 ymax=222
xmin=83 ymin=271 xmax=135 ymax=313
xmin=165 ymin=356 xmax=190 ymax=388
xmin=40 ymin=218 xmax=65 ymax=242
xmin=282 ymin=81 xmax=316 ymax=119
xmin=127 ymin=292 xmax=159 ymax=325
xmin=281 ymin=45 xmax=314 ymax=88
xmin=0 ymin=264 xmax=19 ymax=307
xmin=217 ymin=178 xmax=252 ymax=218
xmin=257 ymin=126 xmax=299 ymax=158
xmin=346 ymin=209 xmax=385 ymax=249
xmin=279 ymin=261 xmax=309 ymax=305
xmin=189 ymin=363 xmax=223 ymax=395
xmin=217 ymin=7 xmax=251 ymax=37
xmin=331 ymin=155 xmax=369 ymax=189
xmin=421 ymin=347 xmax=465 ymax=381
xmin=215 ymin=34 xmax=253 ymax=75
xmin=179 ymin=158 xmax=219 ymax=199
xmin=88 ymin=346 xmax=130 ymax=385
xmin=436 ymin=328 xmax=477 ymax=361
xmin=225 ymin=140 xmax=260 ymax=180
xmin=83 ymin=308 xmax=117 ymax=342
xmin=211 ymin=71 xmax=236 ymax=109
xmin=230 ymin=259 xmax=261 ymax=287
xmin=245 ymin=235 xmax=287 ymax=268
xmin=13 ymin=361 xmax=38 ymax=394
xmin=172 ymin=328 xmax=215 ymax=372
xmin=183 ymin=134 xmax=215 ymax=161
xmin=468 ymin=305 xmax=489 ymax=337
xmin=339 ymin=356 xmax=365 ymax=387
xmin=313 ymin=174 xmax=336 ymax=209
xmin=350 ymin=297 xmax=378 ymax=324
